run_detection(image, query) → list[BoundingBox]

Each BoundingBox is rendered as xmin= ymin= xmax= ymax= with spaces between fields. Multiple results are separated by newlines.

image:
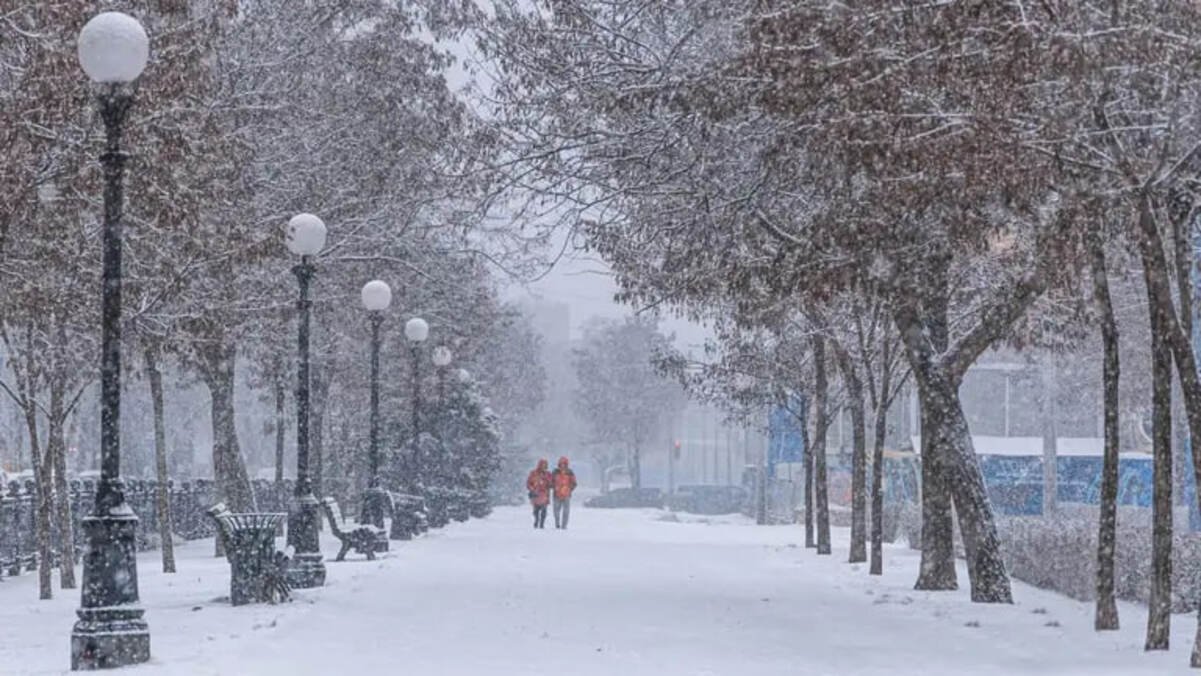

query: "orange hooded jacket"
xmin=552 ymin=456 xmax=577 ymax=501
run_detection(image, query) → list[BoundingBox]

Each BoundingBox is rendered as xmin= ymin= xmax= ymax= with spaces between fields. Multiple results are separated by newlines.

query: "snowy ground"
xmin=1 ymin=506 xmax=1197 ymax=675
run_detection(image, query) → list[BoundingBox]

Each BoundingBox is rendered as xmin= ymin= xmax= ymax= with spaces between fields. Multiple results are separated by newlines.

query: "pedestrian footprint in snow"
xmin=527 ymin=458 xmax=553 ymax=529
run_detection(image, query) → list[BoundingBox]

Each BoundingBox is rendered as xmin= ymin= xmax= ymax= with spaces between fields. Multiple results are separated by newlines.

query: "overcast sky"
xmin=501 ymin=236 xmax=710 ymax=350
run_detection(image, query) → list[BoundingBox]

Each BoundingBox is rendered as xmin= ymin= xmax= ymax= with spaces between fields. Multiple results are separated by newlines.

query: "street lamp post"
xmin=430 ymin=346 xmax=453 ymax=488
xmin=285 ymin=213 xmax=327 ymax=589
xmin=72 ymin=12 xmax=151 ymax=670
xmin=360 ymin=281 xmax=391 ymax=550
xmin=405 ymin=318 xmax=429 ymax=486
xmin=432 ymin=346 xmax=453 ymax=403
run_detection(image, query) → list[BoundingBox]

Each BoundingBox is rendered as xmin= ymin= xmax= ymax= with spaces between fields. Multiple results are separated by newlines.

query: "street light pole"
xmin=433 ymin=346 xmax=452 ymax=404
xmin=405 ymin=318 xmax=429 ymax=488
xmin=72 ymin=13 xmax=151 ymax=670
xmin=412 ymin=344 xmax=421 ymax=481
xmin=432 ymin=345 xmax=451 ymax=405
xmin=359 ymin=281 xmax=391 ymax=550
xmin=428 ymin=346 xmax=453 ymax=490
xmin=285 ymin=214 xmax=327 ymax=589
xmin=369 ymin=312 xmax=384 ymax=483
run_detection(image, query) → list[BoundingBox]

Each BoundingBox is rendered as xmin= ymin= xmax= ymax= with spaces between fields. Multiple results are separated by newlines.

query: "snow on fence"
xmin=0 ymin=477 xmax=355 ymax=577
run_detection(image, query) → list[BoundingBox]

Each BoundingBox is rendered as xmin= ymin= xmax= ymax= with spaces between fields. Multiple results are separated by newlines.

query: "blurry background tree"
xmin=572 ymin=316 xmax=686 ymax=490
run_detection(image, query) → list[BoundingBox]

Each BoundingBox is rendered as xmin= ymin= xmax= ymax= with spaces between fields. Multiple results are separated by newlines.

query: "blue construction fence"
xmin=766 ymin=399 xmax=1177 ymax=524
xmin=767 ymin=397 xmax=805 ymax=478
xmin=812 ymin=452 xmax=1156 ymax=519
xmin=976 ymin=455 xmax=1153 ymax=516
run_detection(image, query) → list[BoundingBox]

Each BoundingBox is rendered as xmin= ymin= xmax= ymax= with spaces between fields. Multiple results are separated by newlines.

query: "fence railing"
xmin=0 ymin=477 xmax=356 ymax=575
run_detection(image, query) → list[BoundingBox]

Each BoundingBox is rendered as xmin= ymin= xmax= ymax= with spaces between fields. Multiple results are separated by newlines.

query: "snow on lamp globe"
xmin=78 ymin=12 xmax=149 ymax=84
xmin=361 ymin=280 xmax=392 ymax=312
xmin=286 ymin=213 xmax=327 ymax=257
xmin=405 ymin=316 xmax=430 ymax=343
xmin=432 ymin=346 xmax=453 ymax=367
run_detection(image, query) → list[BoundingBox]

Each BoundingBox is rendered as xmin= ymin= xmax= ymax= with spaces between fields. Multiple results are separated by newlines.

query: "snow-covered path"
xmin=1 ymin=505 xmax=1197 ymax=675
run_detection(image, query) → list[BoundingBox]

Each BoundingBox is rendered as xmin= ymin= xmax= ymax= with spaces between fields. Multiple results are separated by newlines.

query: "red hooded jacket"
xmin=527 ymin=459 xmax=552 ymax=507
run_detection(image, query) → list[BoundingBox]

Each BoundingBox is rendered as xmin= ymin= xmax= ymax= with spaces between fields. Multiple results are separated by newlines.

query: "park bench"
xmin=206 ymin=503 xmax=290 ymax=605
xmin=320 ymin=497 xmax=383 ymax=561
xmin=423 ymin=487 xmax=451 ymax=529
xmin=385 ymin=491 xmax=427 ymax=541
xmin=0 ymin=552 xmax=35 ymax=578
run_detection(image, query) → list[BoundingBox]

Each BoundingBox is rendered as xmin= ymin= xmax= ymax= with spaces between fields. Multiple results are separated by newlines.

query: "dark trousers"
xmin=533 ymin=504 xmax=548 ymax=528
xmin=553 ymin=498 xmax=571 ymax=529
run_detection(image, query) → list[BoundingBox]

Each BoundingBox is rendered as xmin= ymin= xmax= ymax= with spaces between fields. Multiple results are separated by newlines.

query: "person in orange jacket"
xmin=551 ymin=456 xmax=578 ymax=529
xmin=526 ymin=458 xmax=552 ymax=529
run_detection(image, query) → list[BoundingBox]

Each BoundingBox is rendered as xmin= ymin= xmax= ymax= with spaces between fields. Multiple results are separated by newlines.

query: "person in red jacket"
xmin=526 ymin=459 xmax=552 ymax=529
xmin=551 ymin=456 xmax=578 ymax=529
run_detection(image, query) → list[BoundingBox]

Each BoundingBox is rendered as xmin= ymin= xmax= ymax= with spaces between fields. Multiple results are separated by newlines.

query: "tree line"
xmin=0 ymin=1 xmax=545 ymax=601
xmin=473 ymin=0 xmax=1201 ymax=667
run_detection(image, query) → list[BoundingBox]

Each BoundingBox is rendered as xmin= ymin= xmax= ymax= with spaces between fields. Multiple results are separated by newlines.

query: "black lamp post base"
xmin=359 ymin=488 xmax=390 ymax=553
xmin=286 ymin=494 xmax=326 ymax=589
xmin=389 ymin=520 xmax=415 ymax=541
xmin=371 ymin=532 xmax=390 ymax=553
xmin=287 ymin=552 xmax=326 ymax=589
xmin=71 ymin=511 xmax=150 ymax=670
xmin=71 ymin=609 xmax=150 ymax=670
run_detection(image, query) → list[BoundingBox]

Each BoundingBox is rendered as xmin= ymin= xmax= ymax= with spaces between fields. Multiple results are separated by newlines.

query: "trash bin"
xmin=216 ymin=512 xmax=287 ymax=606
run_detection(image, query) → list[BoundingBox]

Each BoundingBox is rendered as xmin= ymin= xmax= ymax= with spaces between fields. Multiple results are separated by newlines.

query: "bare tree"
xmin=572 ymin=317 xmax=686 ymax=490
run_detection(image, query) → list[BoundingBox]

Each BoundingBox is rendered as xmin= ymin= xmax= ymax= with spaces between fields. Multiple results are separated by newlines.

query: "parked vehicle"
xmin=585 ymin=487 xmax=663 ymax=509
xmin=665 ymin=485 xmax=746 ymax=515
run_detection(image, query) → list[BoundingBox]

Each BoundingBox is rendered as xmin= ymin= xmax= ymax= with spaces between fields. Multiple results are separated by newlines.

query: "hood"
xmin=557 ymin=456 xmax=570 ymax=469
xmin=536 ymin=459 xmax=549 ymax=471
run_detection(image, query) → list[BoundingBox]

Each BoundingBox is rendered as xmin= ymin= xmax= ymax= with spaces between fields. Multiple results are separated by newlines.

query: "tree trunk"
xmin=202 ymin=343 xmax=255 ymax=513
xmin=1174 ymin=198 xmax=1193 ymax=508
xmin=24 ymin=400 xmax=53 ymax=600
xmin=894 ymin=298 xmax=1011 ymax=602
xmin=801 ymin=397 xmax=815 ymax=548
xmin=1126 ymin=192 xmax=1201 ymax=662
xmin=870 ymin=382 xmax=890 ymax=576
xmin=836 ymin=345 xmax=868 ymax=563
xmin=914 ymin=398 xmax=957 ymax=590
xmin=630 ymin=443 xmax=642 ymax=490
xmin=48 ymin=381 xmax=75 ymax=589
xmin=1145 ymin=254 xmax=1174 ymax=652
xmin=1095 ymin=226 xmax=1119 ymax=629
xmin=1041 ymin=357 xmax=1058 ymax=515
xmin=311 ymin=362 xmax=331 ymax=498
xmin=1138 ymin=200 xmax=1176 ymax=648
xmin=920 ymin=369 xmax=1012 ymax=602
xmin=911 ymin=263 xmax=958 ymax=592
xmin=334 ymin=416 xmax=351 ymax=487
xmin=1090 ymin=230 xmax=1120 ymax=631
xmin=145 ymin=346 xmax=176 ymax=574
xmin=12 ymin=406 xmax=26 ymax=473
xmin=812 ymin=335 xmax=832 ymax=555
xmin=275 ymin=375 xmax=286 ymax=484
